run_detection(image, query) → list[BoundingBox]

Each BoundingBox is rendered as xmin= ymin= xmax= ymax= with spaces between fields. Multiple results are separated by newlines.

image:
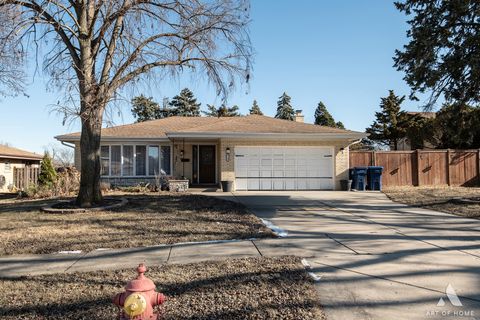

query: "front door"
xmin=199 ymin=145 xmax=216 ymax=184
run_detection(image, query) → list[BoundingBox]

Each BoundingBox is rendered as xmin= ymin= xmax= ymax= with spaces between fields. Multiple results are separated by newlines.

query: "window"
xmin=148 ymin=146 xmax=159 ymax=176
xmin=111 ymin=145 xmax=121 ymax=176
xmin=100 ymin=146 xmax=110 ymax=176
xmin=123 ymin=145 xmax=134 ymax=176
xmin=161 ymin=146 xmax=171 ymax=175
xmin=135 ymin=146 xmax=146 ymax=176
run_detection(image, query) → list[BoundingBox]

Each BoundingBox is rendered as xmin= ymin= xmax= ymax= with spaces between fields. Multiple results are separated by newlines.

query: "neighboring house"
xmin=397 ymin=112 xmax=437 ymax=151
xmin=56 ymin=113 xmax=365 ymax=191
xmin=0 ymin=145 xmax=43 ymax=192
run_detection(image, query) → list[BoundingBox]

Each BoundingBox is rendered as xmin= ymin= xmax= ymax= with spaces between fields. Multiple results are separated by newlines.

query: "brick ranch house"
xmin=56 ymin=113 xmax=365 ymax=191
xmin=0 ymin=145 xmax=43 ymax=192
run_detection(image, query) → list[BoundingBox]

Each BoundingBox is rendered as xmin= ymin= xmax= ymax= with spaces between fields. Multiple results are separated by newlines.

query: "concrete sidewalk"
xmin=0 ymin=239 xmax=263 ymax=278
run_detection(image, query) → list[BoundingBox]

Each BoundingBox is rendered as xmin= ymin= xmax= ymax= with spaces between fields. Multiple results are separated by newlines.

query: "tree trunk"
xmin=76 ymin=104 xmax=104 ymax=207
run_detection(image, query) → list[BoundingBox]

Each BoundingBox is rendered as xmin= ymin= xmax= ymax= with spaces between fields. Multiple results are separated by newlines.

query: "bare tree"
xmin=0 ymin=0 xmax=252 ymax=207
xmin=0 ymin=7 xmax=25 ymax=96
xmin=45 ymin=143 xmax=74 ymax=167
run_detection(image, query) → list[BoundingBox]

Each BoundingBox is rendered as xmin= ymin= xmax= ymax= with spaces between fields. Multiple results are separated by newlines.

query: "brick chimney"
xmin=294 ymin=110 xmax=304 ymax=123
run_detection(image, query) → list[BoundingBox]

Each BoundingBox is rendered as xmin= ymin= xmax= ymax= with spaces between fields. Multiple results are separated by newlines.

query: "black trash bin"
xmin=367 ymin=166 xmax=383 ymax=191
xmin=221 ymin=180 xmax=233 ymax=192
xmin=352 ymin=167 xmax=368 ymax=191
xmin=340 ymin=179 xmax=352 ymax=191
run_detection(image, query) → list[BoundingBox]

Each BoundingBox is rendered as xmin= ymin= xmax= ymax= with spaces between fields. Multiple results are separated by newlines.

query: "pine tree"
xmin=203 ymin=104 xmax=218 ymax=117
xmin=314 ymin=101 xmax=336 ymax=127
xmin=131 ymin=95 xmax=162 ymax=122
xmin=366 ymin=90 xmax=410 ymax=150
xmin=38 ymin=153 xmax=57 ymax=186
xmin=275 ymin=92 xmax=295 ymax=120
xmin=203 ymin=104 xmax=241 ymax=117
xmin=249 ymin=100 xmax=263 ymax=115
xmin=169 ymin=88 xmax=201 ymax=116
xmin=335 ymin=121 xmax=345 ymax=129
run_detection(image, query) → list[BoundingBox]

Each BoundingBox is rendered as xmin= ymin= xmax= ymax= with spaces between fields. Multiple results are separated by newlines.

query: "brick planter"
xmin=168 ymin=180 xmax=189 ymax=192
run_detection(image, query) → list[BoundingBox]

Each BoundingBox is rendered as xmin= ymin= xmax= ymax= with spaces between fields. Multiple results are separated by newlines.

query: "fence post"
xmin=416 ymin=149 xmax=421 ymax=187
xmin=446 ymin=149 xmax=451 ymax=186
xmin=372 ymin=151 xmax=376 ymax=166
xmin=478 ymin=149 xmax=480 ymax=185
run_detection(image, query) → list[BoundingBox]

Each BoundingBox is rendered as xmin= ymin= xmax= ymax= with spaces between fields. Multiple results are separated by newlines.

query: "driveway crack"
xmin=324 ymin=233 xmax=360 ymax=255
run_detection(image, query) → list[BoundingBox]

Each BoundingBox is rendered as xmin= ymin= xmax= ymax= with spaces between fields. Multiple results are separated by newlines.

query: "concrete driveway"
xmin=212 ymin=191 xmax=480 ymax=320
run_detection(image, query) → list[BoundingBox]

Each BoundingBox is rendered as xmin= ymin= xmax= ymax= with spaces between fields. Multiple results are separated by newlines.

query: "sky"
xmin=0 ymin=1 xmax=421 ymax=154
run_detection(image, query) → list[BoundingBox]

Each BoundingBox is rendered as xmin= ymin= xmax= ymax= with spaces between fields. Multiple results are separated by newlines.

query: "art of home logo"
xmin=426 ymin=284 xmax=476 ymax=318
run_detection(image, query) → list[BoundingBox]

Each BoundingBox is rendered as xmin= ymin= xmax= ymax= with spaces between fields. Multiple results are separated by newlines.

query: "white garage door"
xmin=234 ymin=146 xmax=334 ymax=191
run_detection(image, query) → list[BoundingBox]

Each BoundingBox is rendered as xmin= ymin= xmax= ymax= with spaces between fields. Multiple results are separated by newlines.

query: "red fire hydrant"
xmin=113 ymin=263 xmax=166 ymax=320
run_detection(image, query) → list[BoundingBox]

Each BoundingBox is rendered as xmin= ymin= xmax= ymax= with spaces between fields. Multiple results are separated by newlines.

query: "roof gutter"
xmin=166 ymin=132 xmax=367 ymax=140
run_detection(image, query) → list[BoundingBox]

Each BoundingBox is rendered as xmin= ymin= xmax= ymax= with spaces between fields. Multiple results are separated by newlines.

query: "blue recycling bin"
xmin=352 ymin=167 xmax=368 ymax=191
xmin=367 ymin=166 xmax=383 ymax=191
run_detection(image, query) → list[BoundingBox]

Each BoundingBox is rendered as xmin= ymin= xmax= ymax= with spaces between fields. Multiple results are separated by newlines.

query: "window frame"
xmin=99 ymin=143 xmax=172 ymax=177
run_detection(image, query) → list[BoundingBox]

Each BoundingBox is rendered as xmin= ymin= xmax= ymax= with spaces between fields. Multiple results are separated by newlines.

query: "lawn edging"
xmin=41 ymin=197 xmax=128 ymax=213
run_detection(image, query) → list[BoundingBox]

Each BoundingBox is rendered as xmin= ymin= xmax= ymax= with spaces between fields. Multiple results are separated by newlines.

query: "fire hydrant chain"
xmin=113 ymin=263 xmax=166 ymax=320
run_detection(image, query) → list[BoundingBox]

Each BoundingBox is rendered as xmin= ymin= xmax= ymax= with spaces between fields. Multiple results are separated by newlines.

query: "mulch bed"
xmin=0 ymin=256 xmax=324 ymax=320
xmin=384 ymin=186 xmax=480 ymax=218
xmin=0 ymin=193 xmax=274 ymax=255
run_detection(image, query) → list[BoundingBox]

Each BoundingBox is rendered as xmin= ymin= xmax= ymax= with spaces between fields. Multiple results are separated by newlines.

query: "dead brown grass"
xmin=0 ymin=193 xmax=274 ymax=255
xmin=384 ymin=186 xmax=480 ymax=218
xmin=0 ymin=256 xmax=324 ymax=320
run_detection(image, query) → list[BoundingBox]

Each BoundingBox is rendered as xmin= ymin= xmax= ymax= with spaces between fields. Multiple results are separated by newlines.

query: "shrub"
xmin=38 ymin=153 xmax=57 ymax=186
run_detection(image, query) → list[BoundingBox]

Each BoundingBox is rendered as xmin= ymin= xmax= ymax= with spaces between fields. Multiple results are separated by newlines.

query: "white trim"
xmin=167 ymin=132 xmax=366 ymax=140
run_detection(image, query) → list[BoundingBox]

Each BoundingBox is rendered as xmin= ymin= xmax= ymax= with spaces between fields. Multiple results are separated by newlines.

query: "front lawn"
xmin=0 ymin=256 xmax=324 ymax=320
xmin=0 ymin=193 xmax=274 ymax=255
xmin=384 ymin=186 xmax=480 ymax=218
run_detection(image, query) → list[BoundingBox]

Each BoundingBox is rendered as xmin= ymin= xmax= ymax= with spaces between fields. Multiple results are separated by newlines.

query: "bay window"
xmin=100 ymin=146 xmax=110 ymax=176
xmin=99 ymin=144 xmax=170 ymax=176
xmin=135 ymin=146 xmax=146 ymax=176
xmin=111 ymin=145 xmax=121 ymax=176
xmin=148 ymin=146 xmax=159 ymax=176
xmin=122 ymin=145 xmax=134 ymax=176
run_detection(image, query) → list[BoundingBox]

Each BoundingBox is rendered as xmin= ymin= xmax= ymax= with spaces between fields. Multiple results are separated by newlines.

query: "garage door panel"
xmin=285 ymin=178 xmax=296 ymax=190
xmin=273 ymin=179 xmax=284 ymax=190
xmin=260 ymin=179 xmax=271 ymax=190
xmin=247 ymin=179 xmax=260 ymax=190
xmin=236 ymin=179 xmax=247 ymax=190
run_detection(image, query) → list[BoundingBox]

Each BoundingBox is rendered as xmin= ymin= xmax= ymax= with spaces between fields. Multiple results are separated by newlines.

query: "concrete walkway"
xmin=202 ymin=191 xmax=480 ymax=320
xmin=0 ymin=239 xmax=262 ymax=277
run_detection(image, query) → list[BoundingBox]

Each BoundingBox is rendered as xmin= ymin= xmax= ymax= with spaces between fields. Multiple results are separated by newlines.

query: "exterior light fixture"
xmin=226 ymin=147 xmax=231 ymax=162
xmin=180 ymin=150 xmax=184 ymax=158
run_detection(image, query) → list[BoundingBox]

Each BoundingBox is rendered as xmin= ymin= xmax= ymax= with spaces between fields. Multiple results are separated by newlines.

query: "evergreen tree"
xmin=203 ymin=104 xmax=218 ymax=117
xmin=275 ymin=92 xmax=295 ymax=120
xmin=203 ymin=104 xmax=241 ymax=117
xmin=366 ymin=90 xmax=410 ymax=150
xmin=249 ymin=100 xmax=263 ymax=115
xmin=131 ymin=95 xmax=162 ymax=122
xmin=335 ymin=121 xmax=345 ymax=129
xmin=395 ymin=0 xmax=480 ymax=105
xmin=38 ymin=153 xmax=57 ymax=186
xmin=169 ymin=88 xmax=201 ymax=116
xmin=432 ymin=103 xmax=480 ymax=149
xmin=314 ymin=101 xmax=336 ymax=127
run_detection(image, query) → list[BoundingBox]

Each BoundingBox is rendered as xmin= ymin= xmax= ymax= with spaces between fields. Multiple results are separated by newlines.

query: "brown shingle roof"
xmin=56 ymin=115 xmax=364 ymax=141
xmin=0 ymin=145 xmax=43 ymax=160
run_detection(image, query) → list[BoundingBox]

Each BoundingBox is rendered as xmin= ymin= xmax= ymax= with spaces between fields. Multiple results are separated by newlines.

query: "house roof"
xmin=0 ymin=145 xmax=43 ymax=161
xmin=56 ymin=115 xmax=366 ymax=141
xmin=406 ymin=111 xmax=437 ymax=119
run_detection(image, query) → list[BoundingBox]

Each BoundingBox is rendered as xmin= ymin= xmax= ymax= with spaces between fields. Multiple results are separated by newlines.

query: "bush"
xmin=20 ymin=167 xmax=79 ymax=199
xmin=38 ymin=153 xmax=57 ymax=187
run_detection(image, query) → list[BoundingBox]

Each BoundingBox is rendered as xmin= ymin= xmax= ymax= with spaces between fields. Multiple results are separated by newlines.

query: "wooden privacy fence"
xmin=350 ymin=150 xmax=480 ymax=187
xmin=13 ymin=166 xmax=40 ymax=189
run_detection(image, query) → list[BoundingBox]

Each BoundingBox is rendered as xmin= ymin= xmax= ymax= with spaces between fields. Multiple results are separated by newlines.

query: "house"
xmin=0 ymin=145 xmax=43 ymax=192
xmin=55 ymin=113 xmax=366 ymax=191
